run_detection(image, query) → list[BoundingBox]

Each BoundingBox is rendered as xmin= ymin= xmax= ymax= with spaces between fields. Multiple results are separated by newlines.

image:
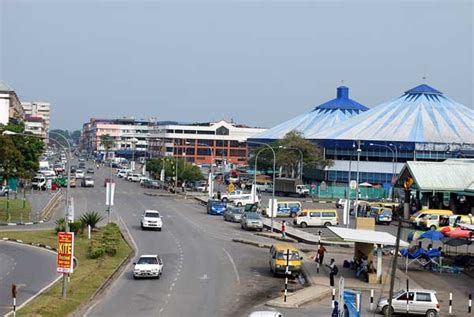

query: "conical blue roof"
xmin=253 ymin=86 xmax=368 ymax=140
xmin=308 ymin=84 xmax=474 ymax=144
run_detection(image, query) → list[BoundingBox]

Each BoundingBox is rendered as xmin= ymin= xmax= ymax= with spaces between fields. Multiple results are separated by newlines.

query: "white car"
xmin=249 ymin=311 xmax=282 ymax=317
xmin=220 ymin=190 xmax=249 ymax=202
xmin=75 ymin=169 xmax=85 ymax=179
xmin=116 ymin=169 xmax=131 ymax=178
xmin=133 ymin=254 xmax=163 ymax=279
xmin=127 ymin=173 xmax=142 ymax=182
xmin=233 ymin=194 xmax=260 ymax=207
xmin=81 ymin=176 xmax=95 ymax=187
xmin=377 ymin=289 xmax=440 ymax=317
xmin=140 ymin=210 xmax=163 ymax=230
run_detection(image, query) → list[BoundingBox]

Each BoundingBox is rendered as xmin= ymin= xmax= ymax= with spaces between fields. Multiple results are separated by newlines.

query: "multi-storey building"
xmin=80 ymin=118 xmax=152 ymax=159
xmin=24 ymin=116 xmax=46 ymax=138
xmin=21 ymin=102 xmax=51 ymax=136
xmin=0 ymin=81 xmax=24 ymax=125
xmin=149 ymin=120 xmax=267 ymax=165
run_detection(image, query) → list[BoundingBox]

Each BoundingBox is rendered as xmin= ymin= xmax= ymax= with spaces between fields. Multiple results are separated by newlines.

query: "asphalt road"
xmin=0 ymin=241 xmax=59 ymax=316
xmin=81 ymin=165 xmax=293 ymax=317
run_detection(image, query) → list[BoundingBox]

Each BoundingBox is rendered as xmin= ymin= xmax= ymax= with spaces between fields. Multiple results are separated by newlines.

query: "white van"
xmin=32 ymin=174 xmax=47 ymax=190
xmin=294 ymin=209 xmax=338 ymax=228
xmin=233 ymin=194 xmax=260 ymax=207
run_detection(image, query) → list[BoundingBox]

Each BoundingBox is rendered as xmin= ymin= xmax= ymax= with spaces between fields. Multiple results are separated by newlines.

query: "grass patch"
xmin=2 ymin=225 xmax=132 ymax=317
xmin=0 ymin=198 xmax=31 ymax=223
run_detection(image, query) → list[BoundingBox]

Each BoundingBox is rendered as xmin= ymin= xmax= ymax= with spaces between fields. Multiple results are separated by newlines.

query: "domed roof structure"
xmin=253 ymin=86 xmax=368 ymax=140
xmin=308 ymin=84 xmax=474 ymax=145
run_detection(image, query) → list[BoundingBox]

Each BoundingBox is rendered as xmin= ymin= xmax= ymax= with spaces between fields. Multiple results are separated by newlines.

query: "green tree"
xmin=146 ymin=158 xmax=203 ymax=182
xmin=70 ymin=130 xmax=81 ymax=144
xmin=248 ymin=131 xmax=332 ymax=178
xmin=49 ymin=129 xmax=70 ymax=148
xmin=0 ymin=135 xmax=24 ymax=180
xmin=100 ymin=134 xmax=114 ymax=161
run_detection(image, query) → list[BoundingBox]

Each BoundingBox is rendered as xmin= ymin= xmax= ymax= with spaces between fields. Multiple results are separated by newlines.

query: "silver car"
xmin=223 ymin=207 xmax=244 ymax=222
xmin=241 ymin=212 xmax=263 ymax=231
xmin=377 ymin=289 xmax=440 ymax=317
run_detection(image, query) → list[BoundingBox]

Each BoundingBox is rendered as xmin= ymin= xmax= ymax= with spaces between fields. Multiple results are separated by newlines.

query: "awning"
xmin=328 ymin=226 xmax=409 ymax=247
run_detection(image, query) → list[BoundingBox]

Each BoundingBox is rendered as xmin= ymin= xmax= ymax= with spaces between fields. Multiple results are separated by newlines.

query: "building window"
xmin=216 ymin=140 xmax=228 ymax=147
xmin=230 ymin=149 xmax=246 ymax=157
xmin=197 ymin=130 xmax=215 ymax=135
xmin=197 ymin=148 xmax=210 ymax=156
xmin=174 ymin=129 xmax=183 ymax=134
xmin=216 ymin=126 xmax=229 ymax=136
xmin=200 ymin=139 xmax=214 ymax=146
xmin=229 ymin=140 xmax=241 ymax=147
xmin=184 ymin=130 xmax=196 ymax=134
xmin=216 ymin=149 xmax=228 ymax=157
xmin=185 ymin=148 xmax=195 ymax=155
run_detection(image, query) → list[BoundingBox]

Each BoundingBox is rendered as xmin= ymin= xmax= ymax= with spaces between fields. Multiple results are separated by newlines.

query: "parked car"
xmin=140 ymin=210 xmax=163 ymax=230
xmin=223 ymin=207 xmax=244 ymax=222
xmin=369 ymin=207 xmax=392 ymax=225
xmin=293 ymin=209 xmax=338 ymax=228
xmin=241 ymin=212 xmax=263 ymax=231
xmin=248 ymin=311 xmax=282 ymax=317
xmin=0 ymin=186 xmax=10 ymax=196
xmin=116 ymin=169 xmax=131 ymax=178
xmin=86 ymin=168 xmax=95 ymax=174
xmin=207 ymin=199 xmax=227 ymax=215
xmin=233 ymin=194 xmax=259 ymax=207
xmin=127 ymin=173 xmax=142 ymax=182
xmin=75 ymin=169 xmax=85 ymax=179
xmin=133 ymin=254 xmax=163 ymax=279
xmin=81 ymin=176 xmax=95 ymax=187
xmin=219 ymin=190 xmax=249 ymax=202
xmin=377 ymin=289 xmax=440 ymax=317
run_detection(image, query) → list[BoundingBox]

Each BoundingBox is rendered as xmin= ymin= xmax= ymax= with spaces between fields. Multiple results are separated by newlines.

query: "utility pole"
xmin=387 ymin=219 xmax=402 ymax=317
xmin=354 ymin=141 xmax=361 ymax=217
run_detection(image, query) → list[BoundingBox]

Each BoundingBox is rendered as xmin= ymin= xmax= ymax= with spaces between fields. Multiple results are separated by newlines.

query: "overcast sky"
xmin=1 ymin=0 xmax=472 ymax=130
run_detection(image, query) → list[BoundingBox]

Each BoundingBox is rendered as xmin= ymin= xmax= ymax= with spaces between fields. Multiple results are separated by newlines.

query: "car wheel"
xmin=222 ymin=198 xmax=228 ymax=203
xmin=259 ymin=228 xmax=263 ymax=232
xmin=158 ymin=228 xmax=162 ymax=231
xmin=133 ymin=275 xmax=138 ymax=280
xmin=382 ymin=305 xmax=393 ymax=316
xmin=237 ymin=203 xmax=242 ymax=207
xmin=324 ymin=222 xmax=332 ymax=227
xmin=426 ymin=309 xmax=438 ymax=317
xmin=290 ymin=213 xmax=297 ymax=218
xmin=301 ymin=222 xmax=308 ymax=228
xmin=430 ymin=225 xmax=437 ymax=231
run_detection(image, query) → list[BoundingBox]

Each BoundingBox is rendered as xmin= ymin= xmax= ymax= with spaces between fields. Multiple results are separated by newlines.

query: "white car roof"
xmin=144 ymin=210 xmax=160 ymax=213
xmin=139 ymin=254 xmax=158 ymax=258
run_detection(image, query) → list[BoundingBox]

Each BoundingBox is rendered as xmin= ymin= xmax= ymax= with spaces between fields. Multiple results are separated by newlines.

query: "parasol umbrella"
xmin=359 ymin=182 xmax=373 ymax=187
xmin=407 ymin=231 xmax=424 ymax=243
xmin=420 ymin=230 xmax=444 ymax=241
xmin=441 ymin=237 xmax=472 ymax=247
xmin=445 ymin=227 xmax=473 ymax=239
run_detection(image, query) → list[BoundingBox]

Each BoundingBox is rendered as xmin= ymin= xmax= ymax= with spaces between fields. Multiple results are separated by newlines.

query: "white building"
xmin=0 ymin=81 xmax=24 ymax=125
xmin=24 ymin=116 xmax=46 ymax=138
xmin=21 ymin=101 xmax=51 ymax=135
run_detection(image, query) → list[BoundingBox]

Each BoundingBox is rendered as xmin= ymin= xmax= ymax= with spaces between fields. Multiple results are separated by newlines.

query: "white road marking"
xmin=198 ymin=274 xmax=209 ymax=280
xmin=222 ymin=247 xmax=240 ymax=285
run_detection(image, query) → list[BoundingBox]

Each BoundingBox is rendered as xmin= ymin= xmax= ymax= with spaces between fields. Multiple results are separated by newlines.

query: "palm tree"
xmin=80 ymin=211 xmax=105 ymax=229
xmin=100 ymin=134 xmax=114 ymax=162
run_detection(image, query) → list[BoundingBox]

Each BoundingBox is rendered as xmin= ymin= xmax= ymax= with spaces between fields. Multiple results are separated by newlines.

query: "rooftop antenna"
xmin=422 ymin=75 xmax=427 ymax=83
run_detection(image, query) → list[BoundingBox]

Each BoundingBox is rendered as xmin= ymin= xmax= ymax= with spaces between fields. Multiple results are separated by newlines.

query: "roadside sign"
xmin=350 ymin=180 xmax=357 ymax=190
xmin=105 ymin=182 xmax=116 ymax=206
xmin=57 ymin=232 xmax=74 ymax=274
xmin=228 ymin=183 xmax=235 ymax=193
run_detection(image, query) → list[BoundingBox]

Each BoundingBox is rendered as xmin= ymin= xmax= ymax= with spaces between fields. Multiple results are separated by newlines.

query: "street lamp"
xmin=369 ymin=143 xmax=396 ymax=201
xmin=278 ymin=146 xmax=304 ymax=179
xmin=130 ymin=137 xmax=138 ymax=171
xmin=354 ymin=141 xmax=362 ymax=217
xmin=3 ymin=129 xmax=72 ymax=298
xmin=247 ymin=140 xmax=276 ymax=233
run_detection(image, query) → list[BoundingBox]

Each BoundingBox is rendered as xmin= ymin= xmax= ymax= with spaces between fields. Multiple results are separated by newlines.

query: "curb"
xmin=1 ymin=237 xmax=57 ymax=252
xmin=0 ymin=220 xmax=46 ymax=226
xmin=144 ymin=192 xmax=176 ymax=197
xmin=254 ymin=232 xmax=298 ymax=243
xmin=265 ymin=286 xmax=332 ymax=309
xmin=232 ymin=238 xmax=271 ymax=249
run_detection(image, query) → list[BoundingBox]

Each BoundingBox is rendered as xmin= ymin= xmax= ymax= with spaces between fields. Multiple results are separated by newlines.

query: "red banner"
xmin=57 ymin=232 xmax=74 ymax=273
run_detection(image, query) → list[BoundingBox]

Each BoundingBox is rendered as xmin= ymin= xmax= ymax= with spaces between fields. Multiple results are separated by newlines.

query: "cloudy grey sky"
xmin=1 ymin=0 xmax=472 ymax=130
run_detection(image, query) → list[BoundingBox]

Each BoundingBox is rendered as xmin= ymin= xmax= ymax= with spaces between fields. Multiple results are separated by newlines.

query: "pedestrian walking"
xmin=316 ymin=244 xmax=327 ymax=265
xmin=331 ymin=301 xmax=340 ymax=317
xmin=326 ymin=258 xmax=338 ymax=287
xmin=281 ymin=220 xmax=286 ymax=239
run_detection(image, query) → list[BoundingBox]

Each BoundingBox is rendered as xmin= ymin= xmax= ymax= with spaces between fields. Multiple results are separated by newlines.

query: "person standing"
xmin=326 ymin=258 xmax=337 ymax=287
xmin=281 ymin=220 xmax=286 ymax=239
xmin=317 ymin=244 xmax=327 ymax=265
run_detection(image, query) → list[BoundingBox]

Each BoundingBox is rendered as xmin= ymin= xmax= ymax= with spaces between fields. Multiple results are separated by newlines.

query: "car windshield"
xmin=245 ymin=213 xmax=261 ymax=220
xmin=145 ymin=212 xmax=160 ymax=218
xmin=137 ymin=257 xmax=158 ymax=265
xmin=276 ymin=251 xmax=300 ymax=260
xmin=232 ymin=208 xmax=243 ymax=214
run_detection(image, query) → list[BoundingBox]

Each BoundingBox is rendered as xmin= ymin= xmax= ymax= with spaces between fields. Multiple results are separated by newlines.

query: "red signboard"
xmin=57 ymin=232 xmax=74 ymax=273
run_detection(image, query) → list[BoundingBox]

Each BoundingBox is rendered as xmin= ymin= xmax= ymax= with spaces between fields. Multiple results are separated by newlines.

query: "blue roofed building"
xmin=251 ymin=86 xmax=368 ymax=141
xmin=309 ymin=83 xmax=474 ymax=188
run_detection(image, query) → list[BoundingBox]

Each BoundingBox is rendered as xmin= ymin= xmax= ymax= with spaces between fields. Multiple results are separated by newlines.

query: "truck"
xmin=274 ymin=178 xmax=309 ymax=197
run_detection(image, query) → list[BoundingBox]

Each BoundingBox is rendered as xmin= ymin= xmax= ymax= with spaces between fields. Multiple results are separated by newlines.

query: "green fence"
xmin=309 ymin=185 xmax=389 ymax=200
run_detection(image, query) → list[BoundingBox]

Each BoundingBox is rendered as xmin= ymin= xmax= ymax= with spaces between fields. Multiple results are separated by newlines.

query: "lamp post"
xmin=279 ymin=146 xmax=304 ymax=179
xmin=354 ymin=141 xmax=362 ymax=217
xmin=247 ymin=140 xmax=276 ymax=232
xmin=3 ymin=130 xmax=72 ymax=298
xmin=130 ymin=137 xmax=138 ymax=171
xmin=193 ymin=142 xmax=215 ymax=196
xmin=369 ymin=143 xmax=396 ymax=201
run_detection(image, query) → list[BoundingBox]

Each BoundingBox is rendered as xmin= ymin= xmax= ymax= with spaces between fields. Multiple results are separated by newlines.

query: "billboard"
xmin=57 ymin=232 xmax=74 ymax=273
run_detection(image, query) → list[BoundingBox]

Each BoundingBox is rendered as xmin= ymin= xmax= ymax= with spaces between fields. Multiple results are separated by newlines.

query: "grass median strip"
xmin=3 ymin=224 xmax=132 ymax=317
xmin=0 ymin=198 xmax=31 ymax=223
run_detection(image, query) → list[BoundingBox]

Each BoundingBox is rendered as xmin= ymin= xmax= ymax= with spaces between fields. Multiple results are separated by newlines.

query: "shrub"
xmin=88 ymin=239 xmax=105 ymax=259
xmin=55 ymin=218 xmax=82 ymax=234
xmin=80 ymin=211 xmax=105 ymax=229
xmin=87 ymin=222 xmax=122 ymax=259
xmin=55 ymin=218 xmax=66 ymax=233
